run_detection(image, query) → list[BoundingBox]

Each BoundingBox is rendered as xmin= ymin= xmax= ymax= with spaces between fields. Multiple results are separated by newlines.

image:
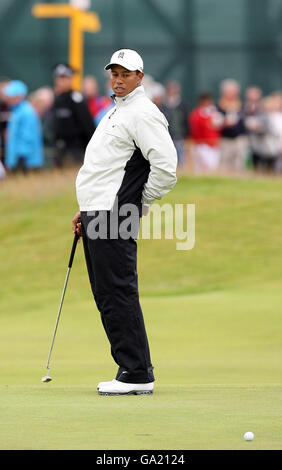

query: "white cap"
xmin=104 ymin=49 xmax=144 ymax=72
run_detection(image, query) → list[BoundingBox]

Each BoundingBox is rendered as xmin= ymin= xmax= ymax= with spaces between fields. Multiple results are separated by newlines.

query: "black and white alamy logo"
xmin=86 ymin=198 xmax=195 ymax=251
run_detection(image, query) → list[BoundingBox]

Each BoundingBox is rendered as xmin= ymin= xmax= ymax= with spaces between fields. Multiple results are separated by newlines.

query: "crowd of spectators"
xmin=1 ymin=69 xmax=282 ymax=180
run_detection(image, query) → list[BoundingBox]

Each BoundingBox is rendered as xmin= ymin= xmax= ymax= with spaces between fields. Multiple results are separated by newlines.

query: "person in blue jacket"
xmin=3 ymin=80 xmax=44 ymax=173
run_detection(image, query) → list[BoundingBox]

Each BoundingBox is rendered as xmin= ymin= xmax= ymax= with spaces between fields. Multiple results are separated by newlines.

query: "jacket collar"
xmin=113 ymin=85 xmax=145 ymax=107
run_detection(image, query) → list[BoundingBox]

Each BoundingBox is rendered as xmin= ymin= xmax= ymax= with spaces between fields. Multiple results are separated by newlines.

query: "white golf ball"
xmin=244 ymin=431 xmax=254 ymax=441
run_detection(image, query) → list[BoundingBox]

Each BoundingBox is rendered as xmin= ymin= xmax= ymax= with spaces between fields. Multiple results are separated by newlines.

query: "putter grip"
xmin=68 ymin=231 xmax=79 ymax=268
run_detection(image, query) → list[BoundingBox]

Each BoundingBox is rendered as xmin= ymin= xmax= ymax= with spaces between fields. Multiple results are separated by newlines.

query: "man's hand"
xmin=72 ymin=211 xmax=82 ymax=241
xmin=142 ymin=204 xmax=150 ymax=216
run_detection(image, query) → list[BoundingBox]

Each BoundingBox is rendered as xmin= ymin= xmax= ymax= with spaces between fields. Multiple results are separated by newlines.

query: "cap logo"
xmin=118 ymin=52 xmax=125 ymax=59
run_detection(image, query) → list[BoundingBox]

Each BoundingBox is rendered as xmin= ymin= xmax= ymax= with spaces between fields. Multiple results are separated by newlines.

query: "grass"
xmin=0 ymin=168 xmax=282 ymax=450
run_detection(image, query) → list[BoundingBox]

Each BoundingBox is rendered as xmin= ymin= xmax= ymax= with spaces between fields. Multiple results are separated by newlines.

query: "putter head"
xmin=42 ymin=375 xmax=52 ymax=383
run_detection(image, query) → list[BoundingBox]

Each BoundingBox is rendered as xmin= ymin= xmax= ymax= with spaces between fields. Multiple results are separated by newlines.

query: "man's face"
xmin=54 ymin=76 xmax=72 ymax=95
xmin=223 ymin=84 xmax=240 ymax=101
xmin=3 ymin=95 xmax=24 ymax=107
xmin=110 ymin=65 xmax=143 ymax=97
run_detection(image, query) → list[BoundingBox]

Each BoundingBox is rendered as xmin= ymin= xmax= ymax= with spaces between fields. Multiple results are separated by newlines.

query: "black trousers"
xmin=81 ymin=211 xmax=154 ymax=384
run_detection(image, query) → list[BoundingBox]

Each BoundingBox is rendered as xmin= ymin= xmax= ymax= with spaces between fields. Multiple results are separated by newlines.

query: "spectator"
xmin=162 ymin=80 xmax=189 ymax=168
xmin=150 ymin=82 xmax=166 ymax=109
xmin=52 ymin=63 xmax=95 ymax=168
xmin=217 ymin=79 xmax=248 ymax=172
xmin=269 ymin=92 xmax=282 ymax=171
xmin=189 ymin=92 xmax=223 ymax=174
xmin=0 ymin=160 xmax=5 ymax=179
xmin=245 ymin=95 xmax=282 ymax=173
xmin=244 ymin=86 xmax=263 ymax=117
xmin=2 ymin=80 xmax=44 ymax=174
xmin=28 ymin=87 xmax=55 ymax=168
xmin=82 ymin=75 xmax=113 ymax=126
xmin=28 ymin=87 xmax=54 ymax=118
xmin=142 ymin=74 xmax=157 ymax=100
xmin=0 ymin=78 xmax=10 ymax=179
xmin=244 ymin=86 xmax=263 ymax=169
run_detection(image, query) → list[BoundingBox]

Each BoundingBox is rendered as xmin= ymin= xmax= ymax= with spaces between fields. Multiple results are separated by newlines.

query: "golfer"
xmin=72 ymin=49 xmax=177 ymax=395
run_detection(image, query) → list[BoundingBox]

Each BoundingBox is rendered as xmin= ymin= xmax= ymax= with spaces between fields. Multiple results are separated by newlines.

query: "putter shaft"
xmin=45 ymin=267 xmax=71 ymax=372
xmin=43 ymin=232 xmax=79 ymax=377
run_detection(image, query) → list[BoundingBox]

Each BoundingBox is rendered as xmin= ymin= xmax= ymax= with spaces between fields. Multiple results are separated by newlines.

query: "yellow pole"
xmin=32 ymin=4 xmax=74 ymax=18
xmin=69 ymin=12 xmax=82 ymax=90
xmin=32 ymin=3 xmax=101 ymax=90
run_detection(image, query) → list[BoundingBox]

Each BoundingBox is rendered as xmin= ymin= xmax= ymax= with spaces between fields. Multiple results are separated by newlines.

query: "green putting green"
xmin=0 ymin=169 xmax=281 ymax=449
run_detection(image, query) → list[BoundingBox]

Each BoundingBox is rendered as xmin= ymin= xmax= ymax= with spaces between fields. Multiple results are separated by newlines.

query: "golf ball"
xmin=244 ymin=431 xmax=254 ymax=441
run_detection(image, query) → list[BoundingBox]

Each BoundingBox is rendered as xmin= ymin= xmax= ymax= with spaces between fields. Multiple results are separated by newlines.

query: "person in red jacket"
xmin=189 ymin=92 xmax=223 ymax=173
xmin=82 ymin=75 xmax=113 ymax=126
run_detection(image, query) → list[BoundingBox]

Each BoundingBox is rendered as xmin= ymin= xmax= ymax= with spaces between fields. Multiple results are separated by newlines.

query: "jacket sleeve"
xmin=134 ymin=109 xmax=178 ymax=205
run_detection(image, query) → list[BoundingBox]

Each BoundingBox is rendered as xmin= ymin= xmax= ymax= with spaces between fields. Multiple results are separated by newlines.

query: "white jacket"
xmin=76 ymin=85 xmax=177 ymax=212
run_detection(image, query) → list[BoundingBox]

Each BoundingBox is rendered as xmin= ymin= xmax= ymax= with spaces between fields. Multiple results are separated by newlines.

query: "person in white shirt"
xmin=72 ymin=49 xmax=177 ymax=396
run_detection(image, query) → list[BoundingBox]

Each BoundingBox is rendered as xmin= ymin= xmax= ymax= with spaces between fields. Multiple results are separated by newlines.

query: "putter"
xmin=42 ymin=228 xmax=80 ymax=383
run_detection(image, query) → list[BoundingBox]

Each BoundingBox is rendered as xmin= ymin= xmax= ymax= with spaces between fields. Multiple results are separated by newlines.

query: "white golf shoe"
xmin=97 ymin=379 xmax=154 ymax=395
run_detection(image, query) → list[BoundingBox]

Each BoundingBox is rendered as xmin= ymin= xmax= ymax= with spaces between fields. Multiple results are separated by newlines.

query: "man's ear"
xmin=137 ymin=71 xmax=144 ymax=85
